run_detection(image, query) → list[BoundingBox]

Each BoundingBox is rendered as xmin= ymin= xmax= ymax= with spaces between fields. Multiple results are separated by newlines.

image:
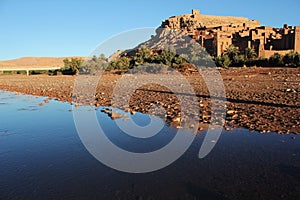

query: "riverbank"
xmin=0 ymin=67 xmax=299 ymax=134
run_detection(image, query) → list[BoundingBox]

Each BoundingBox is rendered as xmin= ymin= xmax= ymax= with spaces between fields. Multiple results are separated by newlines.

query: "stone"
xmin=227 ymin=110 xmax=235 ymax=115
xmin=172 ymin=117 xmax=181 ymax=123
xmin=110 ymin=112 xmax=123 ymax=120
xmin=232 ymin=114 xmax=239 ymax=119
xmin=130 ymin=110 xmax=136 ymax=115
xmin=123 ymin=117 xmax=130 ymax=122
xmin=225 ymin=127 xmax=231 ymax=131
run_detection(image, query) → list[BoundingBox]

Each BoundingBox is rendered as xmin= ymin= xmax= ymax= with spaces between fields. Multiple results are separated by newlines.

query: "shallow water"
xmin=0 ymin=91 xmax=299 ymax=200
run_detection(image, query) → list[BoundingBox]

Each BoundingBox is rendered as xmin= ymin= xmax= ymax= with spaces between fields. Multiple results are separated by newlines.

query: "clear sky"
xmin=1 ymin=0 xmax=300 ymax=60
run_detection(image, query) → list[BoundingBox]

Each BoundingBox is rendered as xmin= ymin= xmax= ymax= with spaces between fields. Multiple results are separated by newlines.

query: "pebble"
xmin=110 ymin=112 xmax=123 ymax=120
xmin=1 ymin=69 xmax=299 ymax=135
xmin=123 ymin=117 xmax=130 ymax=122
xmin=172 ymin=117 xmax=181 ymax=123
xmin=225 ymin=127 xmax=231 ymax=131
xmin=130 ymin=110 xmax=136 ymax=115
xmin=227 ymin=110 xmax=235 ymax=115
xmin=232 ymin=114 xmax=239 ymax=119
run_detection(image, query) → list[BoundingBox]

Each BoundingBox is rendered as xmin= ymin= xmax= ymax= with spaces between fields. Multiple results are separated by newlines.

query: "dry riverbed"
xmin=0 ymin=67 xmax=299 ymax=134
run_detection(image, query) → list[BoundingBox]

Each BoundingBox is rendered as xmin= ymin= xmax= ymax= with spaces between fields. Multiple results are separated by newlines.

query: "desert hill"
xmin=0 ymin=56 xmax=84 ymax=69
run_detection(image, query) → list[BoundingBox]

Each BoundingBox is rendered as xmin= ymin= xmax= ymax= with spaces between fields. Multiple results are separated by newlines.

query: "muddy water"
xmin=0 ymin=91 xmax=299 ymax=200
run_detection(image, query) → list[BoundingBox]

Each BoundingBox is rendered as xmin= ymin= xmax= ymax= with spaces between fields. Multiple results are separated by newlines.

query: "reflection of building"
xmin=162 ymin=10 xmax=300 ymax=58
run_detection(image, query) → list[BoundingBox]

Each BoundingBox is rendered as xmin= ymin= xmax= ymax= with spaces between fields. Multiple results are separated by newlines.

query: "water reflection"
xmin=0 ymin=91 xmax=299 ymax=199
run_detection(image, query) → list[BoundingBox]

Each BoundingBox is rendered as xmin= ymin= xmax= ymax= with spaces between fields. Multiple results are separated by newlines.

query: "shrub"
xmin=215 ymin=55 xmax=232 ymax=68
xmin=283 ymin=51 xmax=300 ymax=67
xmin=232 ymin=55 xmax=246 ymax=67
xmin=269 ymin=53 xmax=284 ymax=67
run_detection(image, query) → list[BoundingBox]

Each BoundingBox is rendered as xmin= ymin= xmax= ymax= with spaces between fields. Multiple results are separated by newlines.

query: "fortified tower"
xmin=192 ymin=9 xmax=200 ymax=18
xmin=294 ymin=26 xmax=300 ymax=53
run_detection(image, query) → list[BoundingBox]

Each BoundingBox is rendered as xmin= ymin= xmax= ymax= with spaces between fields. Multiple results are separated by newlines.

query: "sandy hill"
xmin=0 ymin=56 xmax=84 ymax=69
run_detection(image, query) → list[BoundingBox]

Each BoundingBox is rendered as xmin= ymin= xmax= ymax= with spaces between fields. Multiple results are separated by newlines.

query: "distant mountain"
xmin=0 ymin=56 xmax=84 ymax=69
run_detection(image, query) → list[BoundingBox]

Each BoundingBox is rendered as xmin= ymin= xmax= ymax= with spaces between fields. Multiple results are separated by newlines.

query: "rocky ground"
xmin=0 ymin=67 xmax=299 ymax=134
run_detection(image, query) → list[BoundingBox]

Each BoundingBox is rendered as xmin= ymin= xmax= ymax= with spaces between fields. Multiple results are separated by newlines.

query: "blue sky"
xmin=0 ymin=0 xmax=300 ymax=60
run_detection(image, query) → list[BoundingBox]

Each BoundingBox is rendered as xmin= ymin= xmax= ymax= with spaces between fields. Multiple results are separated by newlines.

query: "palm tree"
xmin=224 ymin=45 xmax=239 ymax=60
xmin=245 ymin=47 xmax=257 ymax=60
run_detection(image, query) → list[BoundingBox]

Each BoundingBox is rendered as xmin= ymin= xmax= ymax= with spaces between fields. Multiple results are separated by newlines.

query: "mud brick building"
xmin=161 ymin=10 xmax=300 ymax=58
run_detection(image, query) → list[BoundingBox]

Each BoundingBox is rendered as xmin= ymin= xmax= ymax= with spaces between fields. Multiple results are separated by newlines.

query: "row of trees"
xmin=62 ymin=45 xmax=300 ymax=75
xmin=108 ymin=46 xmax=188 ymax=71
xmin=269 ymin=51 xmax=300 ymax=67
xmin=215 ymin=45 xmax=300 ymax=68
xmin=107 ymin=44 xmax=214 ymax=72
xmin=62 ymin=44 xmax=214 ymax=74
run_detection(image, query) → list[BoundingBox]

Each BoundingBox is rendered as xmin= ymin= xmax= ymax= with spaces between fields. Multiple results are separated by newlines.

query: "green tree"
xmin=63 ymin=57 xmax=84 ymax=75
xmin=180 ymin=43 xmax=213 ymax=68
xmin=232 ymin=55 xmax=246 ymax=67
xmin=223 ymin=55 xmax=232 ymax=68
xmin=139 ymin=46 xmax=151 ymax=60
xmin=283 ymin=51 xmax=300 ymax=67
xmin=81 ymin=54 xmax=108 ymax=74
xmin=295 ymin=52 xmax=300 ymax=67
xmin=245 ymin=47 xmax=257 ymax=60
xmin=99 ymin=53 xmax=107 ymax=61
xmin=110 ymin=56 xmax=130 ymax=70
xmin=132 ymin=46 xmax=152 ymax=66
xmin=185 ymin=43 xmax=206 ymax=63
xmin=215 ymin=54 xmax=231 ymax=68
xmin=269 ymin=53 xmax=283 ymax=66
xmin=172 ymin=55 xmax=187 ymax=68
xmin=224 ymin=45 xmax=240 ymax=60
xmin=161 ymin=46 xmax=176 ymax=66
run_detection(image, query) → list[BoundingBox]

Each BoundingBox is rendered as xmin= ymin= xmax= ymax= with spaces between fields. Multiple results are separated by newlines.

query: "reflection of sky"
xmin=0 ymin=91 xmax=71 ymax=133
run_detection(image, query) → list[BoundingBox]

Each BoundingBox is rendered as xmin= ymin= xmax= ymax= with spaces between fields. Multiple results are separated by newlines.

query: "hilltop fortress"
xmin=161 ymin=10 xmax=300 ymax=58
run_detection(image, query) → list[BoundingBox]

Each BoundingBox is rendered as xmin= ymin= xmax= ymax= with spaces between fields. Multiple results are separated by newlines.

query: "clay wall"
xmin=259 ymin=50 xmax=293 ymax=58
xmin=294 ymin=26 xmax=300 ymax=52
